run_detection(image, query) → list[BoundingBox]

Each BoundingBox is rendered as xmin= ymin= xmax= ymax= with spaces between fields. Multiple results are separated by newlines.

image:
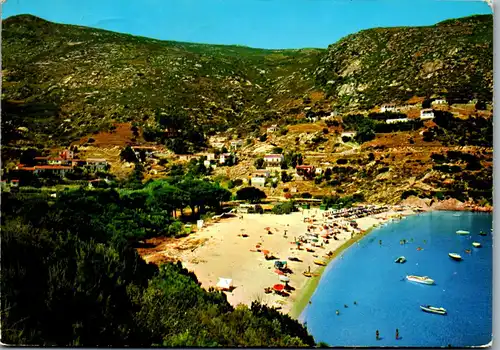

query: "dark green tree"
xmin=236 ymin=187 xmax=267 ymax=203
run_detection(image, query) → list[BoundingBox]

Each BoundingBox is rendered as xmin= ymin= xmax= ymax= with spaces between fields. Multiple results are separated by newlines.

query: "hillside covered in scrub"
xmin=1 ymin=14 xmax=493 ymax=149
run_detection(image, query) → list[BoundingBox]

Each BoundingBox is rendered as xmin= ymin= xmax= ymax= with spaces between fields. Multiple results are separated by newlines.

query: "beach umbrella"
xmin=273 ymin=284 xmax=285 ymax=292
xmin=262 ymin=249 xmax=270 ymax=255
xmin=275 ymin=269 xmax=285 ymax=275
xmin=279 ymin=275 xmax=290 ymax=283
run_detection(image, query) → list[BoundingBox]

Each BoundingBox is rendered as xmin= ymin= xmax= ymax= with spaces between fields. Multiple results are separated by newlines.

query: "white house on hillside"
xmin=420 ymin=109 xmax=435 ymax=120
xmin=386 ymin=118 xmax=409 ymax=124
xmin=263 ymin=154 xmax=284 ymax=169
xmin=381 ymin=104 xmax=399 ymax=113
xmin=432 ymin=98 xmax=447 ymax=105
xmin=267 ymin=124 xmax=278 ymax=133
xmin=341 ymin=131 xmax=356 ymax=139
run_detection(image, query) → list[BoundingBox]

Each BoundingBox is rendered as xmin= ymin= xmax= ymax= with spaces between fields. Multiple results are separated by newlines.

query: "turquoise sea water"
xmin=300 ymin=211 xmax=493 ymax=347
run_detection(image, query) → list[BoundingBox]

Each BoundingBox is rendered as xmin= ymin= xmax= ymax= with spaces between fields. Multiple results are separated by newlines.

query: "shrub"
xmin=301 ymin=192 xmax=312 ymax=199
xmin=254 ymin=158 xmax=264 ymax=169
xmin=401 ymin=190 xmax=419 ymax=199
xmin=430 ymin=153 xmax=446 ymax=163
xmin=278 ymin=127 xmax=288 ymax=136
xmin=272 ymin=201 xmax=296 ymax=215
xmin=236 ymin=187 xmax=267 ymax=203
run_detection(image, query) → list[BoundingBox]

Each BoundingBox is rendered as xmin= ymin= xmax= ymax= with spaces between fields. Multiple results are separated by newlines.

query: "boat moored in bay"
xmin=420 ymin=305 xmax=447 ymax=315
xmin=472 ymin=242 xmax=482 ymax=248
xmin=449 ymin=253 xmax=462 ymax=261
xmin=456 ymin=230 xmax=470 ymax=235
xmin=394 ymin=256 xmax=406 ymax=263
xmin=406 ymin=275 xmax=435 ymax=285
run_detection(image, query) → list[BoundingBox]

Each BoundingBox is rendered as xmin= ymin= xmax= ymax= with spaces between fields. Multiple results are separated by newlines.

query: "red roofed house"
xmin=296 ymin=165 xmax=316 ymax=179
xmin=263 ymin=154 xmax=284 ymax=169
xmin=60 ymin=149 xmax=74 ymax=160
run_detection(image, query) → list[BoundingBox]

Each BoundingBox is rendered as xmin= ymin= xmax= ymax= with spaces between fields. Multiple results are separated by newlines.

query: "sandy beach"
xmin=139 ymin=206 xmax=416 ymax=316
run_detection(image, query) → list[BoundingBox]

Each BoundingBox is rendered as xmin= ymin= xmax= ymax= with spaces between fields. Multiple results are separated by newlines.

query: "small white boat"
xmin=449 ymin=253 xmax=462 ymax=261
xmin=472 ymin=242 xmax=482 ymax=248
xmin=420 ymin=305 xmax=447 ymax=315
xmin=406 ymin=275 xmax=435 ymax=285
xmin=394 ymin=256 xmax=406 ymax=264
xmin=456 ymin=230 xmax=470 ymax=235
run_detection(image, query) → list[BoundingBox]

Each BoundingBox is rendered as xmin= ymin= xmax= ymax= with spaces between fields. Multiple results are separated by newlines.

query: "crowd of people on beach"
xmin=255 ymin=205 xmax=413 ymax=308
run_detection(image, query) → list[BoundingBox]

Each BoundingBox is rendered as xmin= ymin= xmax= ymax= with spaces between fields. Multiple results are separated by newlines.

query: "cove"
xmin=299 ymin=211 xmax=492 ymax=347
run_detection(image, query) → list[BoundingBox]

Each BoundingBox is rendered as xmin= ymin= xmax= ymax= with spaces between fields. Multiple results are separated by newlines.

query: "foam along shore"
xmin=145 ymin=205 xmax=416 ymax=317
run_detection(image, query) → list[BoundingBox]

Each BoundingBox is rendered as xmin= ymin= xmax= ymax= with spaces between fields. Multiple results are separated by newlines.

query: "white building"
xmin=266 ymin=124 xmax=278 ymax=133
xmin=420 ymin=109 xmax=435 ymax=120
xmin=341 ymin=131 xmax=356 ymax=140
xmin=219 ymin=153 xmax=233 ymax=164
xmin=381 ymin=104 xmax=399 ymax=113
xmin=432 ymin=98 xmax=447 ymax=105
xmin=386 ymin=118 xmax=410 ymax=124
xmin=230 ymin=140 xmax=243 ymax=150
xmin=252 ymin=169 xmax=271 ymax=178
xmin=263 ymin=154 xmax=284 ymax=169
xmin=250 ymin=177 xmax=266 ymax=187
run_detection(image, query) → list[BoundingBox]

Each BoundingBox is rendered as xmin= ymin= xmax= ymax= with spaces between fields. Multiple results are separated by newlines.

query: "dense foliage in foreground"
xmin=0 ymin=184 xmax=315 ymax=346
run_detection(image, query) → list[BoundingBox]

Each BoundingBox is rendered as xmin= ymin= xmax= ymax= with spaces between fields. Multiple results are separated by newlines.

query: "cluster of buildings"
xmin=177 ymin=152 xmax=236 ymax=168
xmin=207 ymin=136 xmax=245 ymax=150
xmin=249 ymin=154 xmax=323 ymax=187
xmin=14 ymin=149 xmax=108 ymax=179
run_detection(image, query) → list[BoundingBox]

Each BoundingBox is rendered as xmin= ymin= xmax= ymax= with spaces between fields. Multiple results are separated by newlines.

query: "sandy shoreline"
xmin=139 ymin=206 xmax=417 ymax=318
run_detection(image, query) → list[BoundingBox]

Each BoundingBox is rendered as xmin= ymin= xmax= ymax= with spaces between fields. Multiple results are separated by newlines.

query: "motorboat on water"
xmin=449 ymin=253 xmax=462 ymax=261
xmin=479 ymin=231 xmax=487 ymax=236
xmin=456 ymin=230 xmax=470 ymax=235
xmin=394 ymin=256 xmax=406 ymax=264
xmin=472 ymin=242 xmax=482 ymax=248
xmin=406 ymin=275 xmax=435 ymax=285
xmin=420 ymin=305 xmax=447 ymax=315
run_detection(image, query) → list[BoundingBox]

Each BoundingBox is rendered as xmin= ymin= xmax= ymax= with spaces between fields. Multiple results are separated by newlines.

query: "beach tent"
xmin=216 ymin=278 xmax=233 ymax=291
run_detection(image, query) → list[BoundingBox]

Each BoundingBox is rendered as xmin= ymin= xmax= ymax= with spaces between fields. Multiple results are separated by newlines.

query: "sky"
xmin=1 ymin=0 xmax=493 ymax=49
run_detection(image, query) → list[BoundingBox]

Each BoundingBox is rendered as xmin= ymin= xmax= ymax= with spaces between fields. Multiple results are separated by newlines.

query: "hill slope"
xmin=1 ymin=14 xmax=493 ymax=148
xmin=314 ymin=15 xmax=493 ymax=109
